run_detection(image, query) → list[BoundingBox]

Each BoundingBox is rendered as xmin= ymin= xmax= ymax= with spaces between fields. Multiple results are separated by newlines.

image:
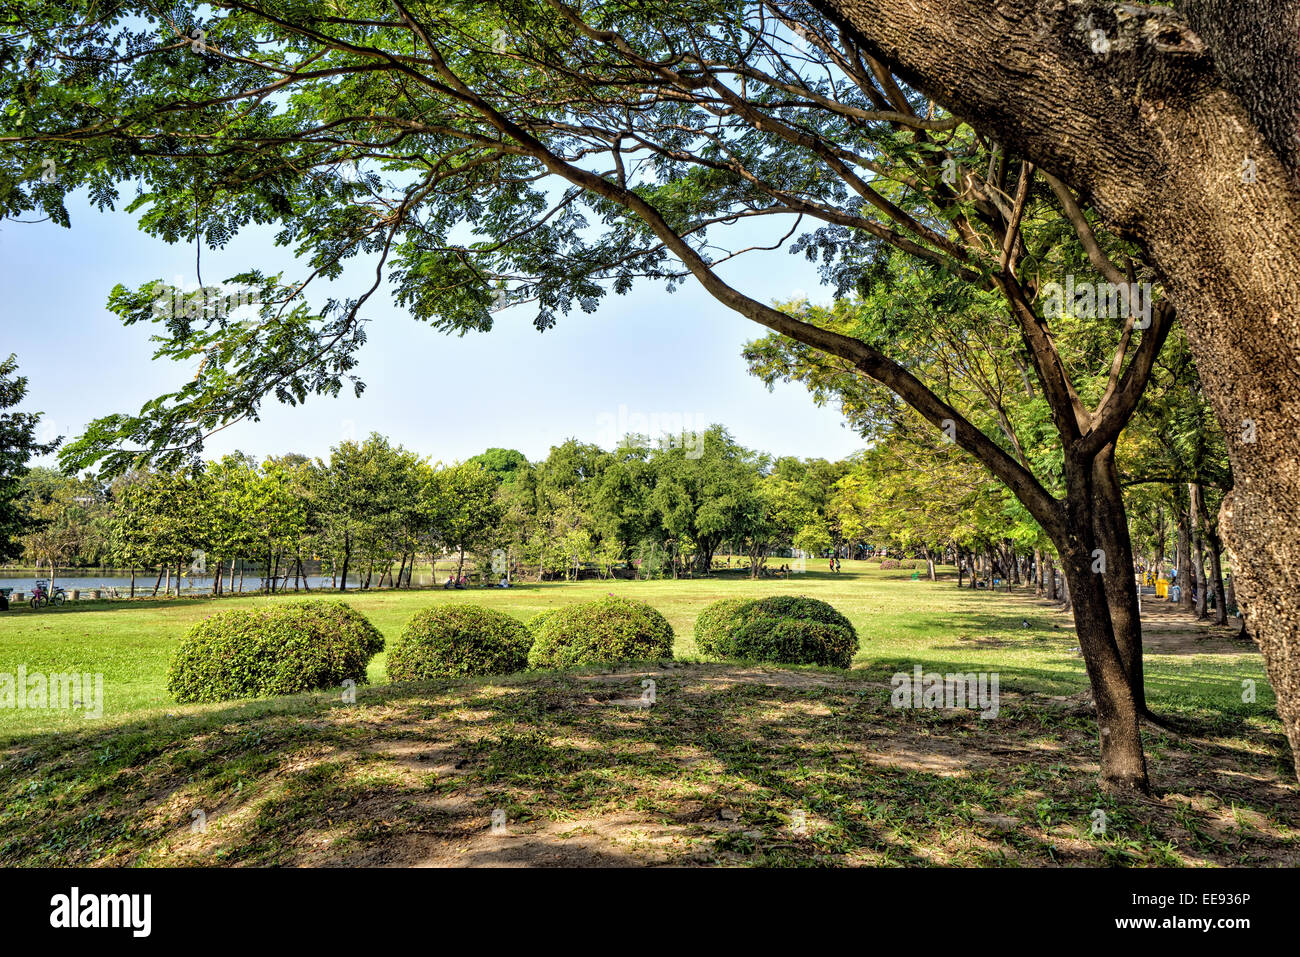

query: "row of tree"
xmin=12 ymin=409 xmax=1231 ymax=619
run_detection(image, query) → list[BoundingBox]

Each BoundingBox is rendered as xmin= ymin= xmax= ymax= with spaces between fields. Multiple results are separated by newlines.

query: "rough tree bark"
xmin=816 ymin=0 xmax=1300 ymax=778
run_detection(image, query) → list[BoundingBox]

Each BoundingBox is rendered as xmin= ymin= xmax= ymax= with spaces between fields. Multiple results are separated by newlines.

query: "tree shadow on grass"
xmin=1 ymin=662 xmax=1295 ymax=867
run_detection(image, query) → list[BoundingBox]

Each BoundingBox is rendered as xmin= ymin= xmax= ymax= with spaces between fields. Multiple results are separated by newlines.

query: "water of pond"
xmin=0 ymin=572 xmax=442 ymax=595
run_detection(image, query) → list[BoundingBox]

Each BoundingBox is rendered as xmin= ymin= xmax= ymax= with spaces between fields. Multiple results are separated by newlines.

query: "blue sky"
xmin=0 ymin=194 xmax=864 ymax=469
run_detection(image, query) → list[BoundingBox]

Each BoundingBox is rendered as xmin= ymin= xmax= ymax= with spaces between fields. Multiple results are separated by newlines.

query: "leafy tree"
xmin=466 ymin=448 xmax=530 ymax=485
xmin=650 ymin=427 xmax=766 ymax=576
xmin=424 ymin=461 xmax=503 ymax=581
xmin=0 ymin=354 xmax=57 ymax=560
xmin=0 ymin=0 xmax=1265 ymax=786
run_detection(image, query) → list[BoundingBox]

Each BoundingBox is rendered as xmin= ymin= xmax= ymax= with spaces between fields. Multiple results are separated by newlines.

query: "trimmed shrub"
xmin=527 ymin=596 xmax=674 ymax=669
xmin=167 ymin=600 xmax=384 ymax=703
xmin=692 ymin=595 xmax=859 ymax=668
xmin=693 ymin=597 xmax=750 ymax=657
xmin=388 ymin=605 xmax=532 ymax=681
xmin=525 ymin=608 xmax=560 ymax=635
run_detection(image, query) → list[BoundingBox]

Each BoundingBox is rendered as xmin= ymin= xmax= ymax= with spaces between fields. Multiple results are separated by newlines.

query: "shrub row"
xmin=168 ymin=595 xmax=676 ymax=703
xmin=168 ymin=591 xmax=859 ymax=705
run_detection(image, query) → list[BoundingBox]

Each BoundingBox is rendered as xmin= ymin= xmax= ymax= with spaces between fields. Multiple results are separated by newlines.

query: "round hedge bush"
xmin=387 ymin=605 xmax=533 ymax=681
xmin=693 ymin=597 xmax=750 ymax=657
xmin=167 ymin=600 xmax=384 ymax=703
xmin=692 ymin=595 xmax=859 ymax=668
xmin=525 ymin=608 xmax=560 ymax=635
xmin=527 ymin=596 xmax=674 ymax=669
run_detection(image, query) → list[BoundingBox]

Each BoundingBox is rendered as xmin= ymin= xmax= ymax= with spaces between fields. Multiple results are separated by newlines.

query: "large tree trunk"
xmin=1060 ymin=539 xmax=1150 ymax=791
xmin=1094 ymin=445 xmax=1147 ymax=713
xmin=817 ymin=0 xmax=1300 ymax=783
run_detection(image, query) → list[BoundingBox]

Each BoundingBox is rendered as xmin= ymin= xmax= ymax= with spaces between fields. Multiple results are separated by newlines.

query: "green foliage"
xmin=692 ymin=597 xmax=751 ymax=656
xmin=166 ymin=600 xmax=384 ymax=703
xmin=424 ymin=461 xmax=504 ymax=569
xmin=527 ymin=595 xmax=674 ymax=669
xmin=693 ymin=595 xmax=859 ymax=668
xmin=387 ymin=604 xmax=532 ymax=681
xmin=525 ymin=608 xmax=559 ymax=634
xmin=0 ymin=355 xmax=59 ymax=561
xmin=466 ymin=448 xmax=530 ymax=484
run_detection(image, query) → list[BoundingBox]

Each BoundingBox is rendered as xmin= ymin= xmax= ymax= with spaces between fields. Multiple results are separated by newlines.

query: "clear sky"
xmin=0 ymin=193 xmax=864 ymax=469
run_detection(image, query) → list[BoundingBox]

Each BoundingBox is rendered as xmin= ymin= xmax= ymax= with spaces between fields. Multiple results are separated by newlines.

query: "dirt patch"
xmin=1137 ymin=601 xmax=1256 ymax=655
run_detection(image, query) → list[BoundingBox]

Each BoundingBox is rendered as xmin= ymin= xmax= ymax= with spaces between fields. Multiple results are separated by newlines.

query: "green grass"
xmin=0 ymin=560 xmax=1272 ymax=738
xmin=1 ymin=659 xmax=1293 ymax=867
xmin=0 ymin=560 xmax=1292 ymax=867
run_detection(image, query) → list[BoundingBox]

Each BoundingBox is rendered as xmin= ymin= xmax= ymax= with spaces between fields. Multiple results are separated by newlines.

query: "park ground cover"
xmin=0 ymin=562 xmax=1293 ymax=866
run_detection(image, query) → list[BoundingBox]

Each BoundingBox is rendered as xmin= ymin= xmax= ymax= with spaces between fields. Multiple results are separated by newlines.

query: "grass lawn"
xmin=0 ymin=561 xmax=1293 ymax=866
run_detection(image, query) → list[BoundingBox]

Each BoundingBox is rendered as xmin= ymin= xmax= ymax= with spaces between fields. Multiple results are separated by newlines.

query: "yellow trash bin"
xmin=1155 ymin=578 xmax=1169 ymax=598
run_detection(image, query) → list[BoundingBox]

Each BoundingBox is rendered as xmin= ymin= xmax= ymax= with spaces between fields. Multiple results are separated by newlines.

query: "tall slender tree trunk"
xmin=339 ymin=530 xmax=351 ymax=592
xmin=1176 ymin=510 xmax=1194 ymax=612
xmin=1192 ymin=483 xmax=1229 ymax=626
xmin=1189 ymin=486 xmax=1209 ymax=620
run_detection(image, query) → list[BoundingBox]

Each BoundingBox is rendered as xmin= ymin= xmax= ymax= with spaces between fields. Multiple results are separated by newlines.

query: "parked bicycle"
xmin=30 ymin=580 xmax=66 ymax=609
